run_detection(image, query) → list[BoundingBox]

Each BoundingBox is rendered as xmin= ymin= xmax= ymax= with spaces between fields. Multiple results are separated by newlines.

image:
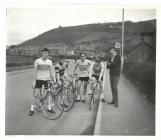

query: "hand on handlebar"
xmin=90 ymin=77 xmax=96 ymax=82
xmin=98 ymin=77 xmax=102 ymax=82
xmin=57 ymin=80 xmax=62 ymax=85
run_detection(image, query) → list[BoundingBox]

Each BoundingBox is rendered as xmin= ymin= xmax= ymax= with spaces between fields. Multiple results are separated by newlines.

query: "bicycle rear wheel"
xmin=62 ymin=87 xmax=75 ymax=112
xmin=41 ymin=93 xmax=64 ymax=120
xmin=89 ymin=88 xmax=95 ymax=111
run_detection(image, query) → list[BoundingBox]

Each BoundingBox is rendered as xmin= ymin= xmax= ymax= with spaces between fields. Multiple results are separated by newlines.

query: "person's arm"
xmin=89 ymin=62 xmax=93 ymax=78
xmin=65 ymin=62 xmax=69 ymax=70
xmin=109 ymin=55 xmax=121 ymax=68
xmin=55 ymin=64 xmax=60 ymax=73
xmin=73 ymin=61 xmax=79 ymax=74
xmin=106 ymin=58 xmax=111 ymax=69
xmin=55 ymin=64 xmax=63 ymax=83
xmin=32 ymin=60 xmax=38 ymax=88
xmin=64 ymin=63 xmax=68 ymax=76
xmin=50 ymin=61 xmax=56 ymax=82
xmin=99 ymin=63 xmax=104 ymax=80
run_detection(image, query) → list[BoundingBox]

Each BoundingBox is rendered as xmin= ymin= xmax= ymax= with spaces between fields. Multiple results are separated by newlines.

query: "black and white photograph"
xmin=1 ymin=1 xmax=159 ymax=137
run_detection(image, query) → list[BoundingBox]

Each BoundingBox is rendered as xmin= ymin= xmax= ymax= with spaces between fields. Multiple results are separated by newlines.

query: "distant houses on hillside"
xmin=74 ymin=41 xmax=107 ymax=58
xmin=7 ymin=41 xmax=107 ymax=59
xmin=44 ymin=43 xmax=69 ymax=56
xmin=7 ymin=46 xmax=39 ymax=56
xmin=7 ymin=43 xmax=69 ymax=57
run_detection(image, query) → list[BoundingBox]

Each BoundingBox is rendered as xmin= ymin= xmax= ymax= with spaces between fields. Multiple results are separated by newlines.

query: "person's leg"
xmin=88 ymin=75 xmax=96 ymax=94
xmin=82 ymin=80 xmax=88 ymax=102
xmin=43 ymin=81 xmax=55 ymax=113
xmin=109 ymin=75 xmax=115 ymax=104
xmin=90 ymin=81 xmax=94 ymax=91
xmin=113 ymin=76 xmax=120 ymax=107
xmin=42 ymin=81 xmax=50 ymax=110
xmin=99 ymin=79 xmax=105 ymax=102
xmin=76 ymin=79 xmax=83 ymax=101
xmin=29 ymin=88 xmax=41 ymax=116
xmin=30 ymin=89 xmax=40 ymax=109
xmin=29 ymin=80 xmax=44 ymax=116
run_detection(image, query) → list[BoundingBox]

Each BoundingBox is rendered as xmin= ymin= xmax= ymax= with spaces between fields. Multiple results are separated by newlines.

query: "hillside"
xmin=16 ymin=19 xmax=156 ymax=55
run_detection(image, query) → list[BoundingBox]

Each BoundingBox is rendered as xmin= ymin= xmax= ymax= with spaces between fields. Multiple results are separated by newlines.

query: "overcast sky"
xmin=7 ymin=6 xmax=156 ymax=45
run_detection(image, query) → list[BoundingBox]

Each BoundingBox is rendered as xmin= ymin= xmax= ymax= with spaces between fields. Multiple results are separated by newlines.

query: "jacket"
xmin=106 ymin=55 xmax=121 ymax=76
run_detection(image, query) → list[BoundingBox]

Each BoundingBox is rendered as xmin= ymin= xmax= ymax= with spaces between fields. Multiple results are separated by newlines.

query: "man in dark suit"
xmin=107 ymin=47 xmax=121 ymax=107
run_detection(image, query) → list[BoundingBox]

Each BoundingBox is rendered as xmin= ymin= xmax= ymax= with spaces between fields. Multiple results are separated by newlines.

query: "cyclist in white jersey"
xmin=89 ymin=57 xmax=106 ymax=102
xmin=28 ymin=48 xmax=56 ymax=116
xmin=73 ymin=52 xmax=91 ymax=103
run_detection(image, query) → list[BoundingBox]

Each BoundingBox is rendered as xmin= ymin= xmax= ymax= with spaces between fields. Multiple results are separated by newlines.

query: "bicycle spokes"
xmin=41 ymin=94 xmax=64 ymax=120
xmin=62 ymin=88 xmax=75 ymax=112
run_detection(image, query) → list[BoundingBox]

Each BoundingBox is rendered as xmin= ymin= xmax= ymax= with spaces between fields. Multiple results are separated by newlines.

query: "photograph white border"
xmin=0 ymin=0 xmax=161 ymax=140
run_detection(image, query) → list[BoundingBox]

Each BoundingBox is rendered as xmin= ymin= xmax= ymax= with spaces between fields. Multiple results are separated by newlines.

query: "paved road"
xmin=94 ymin=71 xmax=155 ymax=135
xmin=5 ymin=60 xmax=98 ymax=135
xmin=5 ymin=59 xmax=155 ymax=135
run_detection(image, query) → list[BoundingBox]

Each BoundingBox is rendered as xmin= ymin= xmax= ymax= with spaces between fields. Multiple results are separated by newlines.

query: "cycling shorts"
xmin=35 ymin=80 xmax=49 ymax=89
xmin=92 ymin=74 xmax=103 ymax=81
xmin=78 ymin=77 xmax=89 ymax=82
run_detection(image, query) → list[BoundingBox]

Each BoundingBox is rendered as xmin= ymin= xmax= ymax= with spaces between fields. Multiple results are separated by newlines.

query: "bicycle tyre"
xmin=41 ymin=93 xmax=64 ymax=120
xmin=62 ymin=87 xmax=75 ymax=112
xmin=67 ymin=81 xmax=77 ymax=102
xmin=89 ymin=88 xmax=95 ymax=111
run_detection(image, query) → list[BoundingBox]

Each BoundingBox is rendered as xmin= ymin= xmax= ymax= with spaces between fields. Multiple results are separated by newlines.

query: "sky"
xmin=7 ymin=6 xmax=156 ymax=45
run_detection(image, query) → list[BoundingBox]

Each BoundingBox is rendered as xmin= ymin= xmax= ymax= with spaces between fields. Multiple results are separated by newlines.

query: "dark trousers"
xmin=110 ymin=75 xmax=120 ymax=103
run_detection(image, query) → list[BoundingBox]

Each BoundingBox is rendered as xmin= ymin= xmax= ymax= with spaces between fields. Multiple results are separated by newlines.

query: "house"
xmin=43 ymin=43 xmax=68 ymax=56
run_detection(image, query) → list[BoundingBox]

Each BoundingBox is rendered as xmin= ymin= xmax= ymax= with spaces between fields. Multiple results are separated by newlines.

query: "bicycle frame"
xmin=89 ymin=79 xmax=101 ymax=110
xmin=34 ymin=81 xmax=65 ymax=120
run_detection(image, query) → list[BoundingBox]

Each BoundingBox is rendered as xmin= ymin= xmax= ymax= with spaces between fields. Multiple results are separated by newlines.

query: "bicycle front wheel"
xmin=62 ymin=87 xmax=75 ymax=112
xmin=89 ymin=88 xmax=95 ymax=111
xmin=41 ymin=93 xmax=64 ymax=120
xmin=67 ymin=82 xmax=77 ymax=102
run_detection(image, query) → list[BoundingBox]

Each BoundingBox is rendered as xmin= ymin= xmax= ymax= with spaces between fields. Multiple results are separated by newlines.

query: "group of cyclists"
xmin=28 ymin=47 xmax=106 ymax=116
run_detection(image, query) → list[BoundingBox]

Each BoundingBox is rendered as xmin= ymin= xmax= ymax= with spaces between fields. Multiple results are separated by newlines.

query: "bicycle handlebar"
xmin=89 ymin=78 xmax=100 ymax=83
xmin=47 ymin=80 xmax=62 ymax=88
xmin=66 ymin=73 xmax=78 ymax=78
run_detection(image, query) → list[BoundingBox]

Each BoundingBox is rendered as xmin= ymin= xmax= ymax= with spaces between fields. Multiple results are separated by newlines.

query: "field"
xmin=6 ymin=55 xmax=36 ymax=72
xmin=6 ymin=55 xmax=35 ymax=66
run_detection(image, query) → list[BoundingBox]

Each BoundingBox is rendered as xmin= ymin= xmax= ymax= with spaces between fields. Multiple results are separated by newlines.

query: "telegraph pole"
xmin=121 ymin=8 xmax=125 ymax=71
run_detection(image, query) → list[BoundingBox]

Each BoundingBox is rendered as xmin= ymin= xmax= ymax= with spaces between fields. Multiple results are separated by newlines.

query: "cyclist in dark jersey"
xmin=55 ymin=59 xmax=68 ymax=81
xmin=55 ymin=59 xmax=69 ymax=108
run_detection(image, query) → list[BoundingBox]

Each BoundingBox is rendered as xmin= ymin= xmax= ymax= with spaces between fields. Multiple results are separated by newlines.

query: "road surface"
xmin=5 ymin=60 xmax=98 ymax=135
xmin=94 ymin=71 xmax=155 ymax=135
xmin=5 ymin=59 xmax=155 ymax=135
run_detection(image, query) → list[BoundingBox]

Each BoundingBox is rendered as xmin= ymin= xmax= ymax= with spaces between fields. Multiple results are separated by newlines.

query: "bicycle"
xmin=59 ymin=77 xmax=75 ymax=112
xmin=34 ymin=81 xmax=64 ymax=120
xmin=89 ymin=78 xmax=102 ymax=110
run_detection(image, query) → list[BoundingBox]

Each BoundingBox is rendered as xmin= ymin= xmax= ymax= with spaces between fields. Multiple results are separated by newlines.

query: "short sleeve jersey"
xmin=76 ymin=59 xmax=91 ymax=77
xmin=92 ymin=63 xmax=102 ymax=76
xmin=34 ymin=58 xmax=52 ymax=81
